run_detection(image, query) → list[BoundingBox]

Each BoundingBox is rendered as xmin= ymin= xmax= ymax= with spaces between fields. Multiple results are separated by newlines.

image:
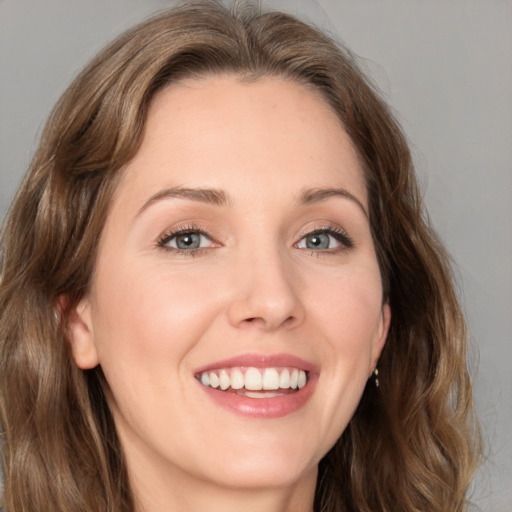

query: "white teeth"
xmin=290 ymin=369 xmax=299 ymax=389
xmin=245 ymin=391 xmax=284 ymax=399
xmin=209 ymin=372 xmax=220 ymax=389
xmin=244 ymin=367 xmax=262 ymax=390
xmin=198 ymin=367 xmax=308 ymax=393
xmin=219 ymin=370 xmax=230 ymax=391
xmin=230 ymin=369 xmax=244 ymax=390
xmin=263 ymin=368 xmax=280 ymax=390
xmin=298 ymin=370 xmax=307 ymax=389
xmin=279 ymin=368 xmax=291 ymax=388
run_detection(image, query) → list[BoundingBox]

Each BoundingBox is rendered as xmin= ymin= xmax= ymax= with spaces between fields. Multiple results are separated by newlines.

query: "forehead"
xmin=112 ymin=75 xmax=367 ymax=213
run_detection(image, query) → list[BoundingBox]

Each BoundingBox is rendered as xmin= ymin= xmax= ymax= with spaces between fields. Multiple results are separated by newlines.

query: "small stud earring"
xmin=373 ymin=368 xmax=379 ymax=388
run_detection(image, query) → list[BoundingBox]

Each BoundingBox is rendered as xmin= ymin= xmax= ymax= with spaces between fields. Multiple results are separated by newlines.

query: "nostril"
xmin=283 ymin=316 xmax=296 ymax=327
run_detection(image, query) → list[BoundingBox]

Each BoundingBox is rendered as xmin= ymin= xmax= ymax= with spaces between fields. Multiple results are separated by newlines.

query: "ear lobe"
xmin=63 ymin=296 xmax=99 ymax=370
xmin=370 ymin=303 xmax=391 ymax=372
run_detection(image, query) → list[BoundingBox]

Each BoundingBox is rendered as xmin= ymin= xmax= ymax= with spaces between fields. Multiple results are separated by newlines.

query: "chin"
xmin=187 ymin=432 xmax=323 ymax=491
xmin=205 ymin=456 xmax=318 ymax=491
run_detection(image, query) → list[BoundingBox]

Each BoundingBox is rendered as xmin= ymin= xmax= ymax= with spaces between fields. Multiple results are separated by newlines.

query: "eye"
xmin=296 ymin=227 xmax=353 ymax=252
xmin=170 ymin=232 xmax=205 ymax=249
xmin=157 ymin=227 xmax=216 ymax=253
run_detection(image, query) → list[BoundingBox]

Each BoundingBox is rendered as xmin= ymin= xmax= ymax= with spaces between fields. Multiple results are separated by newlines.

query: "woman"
xmin=0 ymin=1 xmax=480 ymax=511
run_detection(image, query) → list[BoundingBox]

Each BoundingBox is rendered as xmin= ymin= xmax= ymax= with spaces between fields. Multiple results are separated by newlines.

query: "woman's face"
xmin=69 ymin=76 xmax=389 ymax=494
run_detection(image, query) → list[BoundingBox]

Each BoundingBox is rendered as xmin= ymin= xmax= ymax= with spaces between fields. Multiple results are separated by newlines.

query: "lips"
xmin=195 ymin=354 xmax=318 ymax=418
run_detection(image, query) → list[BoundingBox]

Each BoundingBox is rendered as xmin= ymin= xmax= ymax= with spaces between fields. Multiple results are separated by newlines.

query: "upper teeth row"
xmin=198 ymin=367 xmax=307 ymax=391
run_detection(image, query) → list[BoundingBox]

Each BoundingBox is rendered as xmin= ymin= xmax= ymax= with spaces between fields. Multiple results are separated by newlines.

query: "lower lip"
xmin=198 ymin=376 xmax=317 ymax=419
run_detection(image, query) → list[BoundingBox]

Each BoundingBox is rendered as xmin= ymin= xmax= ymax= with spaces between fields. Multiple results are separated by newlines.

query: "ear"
xmin=62 ymin=295 xmax=100 ymax=370
xmin=370 ymin=303 xmax=391 ymax=374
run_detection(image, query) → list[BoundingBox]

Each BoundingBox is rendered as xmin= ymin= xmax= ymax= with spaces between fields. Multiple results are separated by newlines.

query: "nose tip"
xmin=226 ymin=256 xmax=305 ymax=331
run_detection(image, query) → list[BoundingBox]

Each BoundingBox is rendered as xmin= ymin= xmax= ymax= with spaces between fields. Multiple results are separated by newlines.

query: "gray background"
xmin=1 ymin=0 xmax=511 ymax=510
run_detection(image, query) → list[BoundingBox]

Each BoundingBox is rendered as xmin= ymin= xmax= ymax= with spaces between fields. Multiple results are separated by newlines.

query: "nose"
xmin=226 ymin=247 xmax=305 ymax=331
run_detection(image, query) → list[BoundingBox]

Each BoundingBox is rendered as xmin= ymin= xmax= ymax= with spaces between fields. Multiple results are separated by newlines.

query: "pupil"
xmin=177 ymin=233 xmax=200 ymax=249
xmin=307 ymin=233 xmax=329 ymax=249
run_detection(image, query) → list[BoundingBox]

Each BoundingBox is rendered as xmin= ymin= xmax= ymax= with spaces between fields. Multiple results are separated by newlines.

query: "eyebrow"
xmin=136 ymin=185 xmax=367 ymax=218
xmin=298 ymin=187 xmax=368 ymax=217
xmin=137 ymin=186 xmax=231 ymax=216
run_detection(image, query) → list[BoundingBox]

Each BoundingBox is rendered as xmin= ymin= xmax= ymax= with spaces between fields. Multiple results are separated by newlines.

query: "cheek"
xmin=309 ymin=265 xmax=384 ymax=413
xmin=313 ymin=266 xmax=384 ymax=347
xmin=291 ymin=267 xmax=385 ymax=460
xmin=89 ymin=258 xmax=225 ymax=373
xmin=87 ymin=260 xmax=226 ymax=439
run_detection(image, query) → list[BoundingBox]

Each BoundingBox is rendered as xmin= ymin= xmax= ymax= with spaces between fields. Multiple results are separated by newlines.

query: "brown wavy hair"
xmin=0 ymin=1 xmax=480 ymax=510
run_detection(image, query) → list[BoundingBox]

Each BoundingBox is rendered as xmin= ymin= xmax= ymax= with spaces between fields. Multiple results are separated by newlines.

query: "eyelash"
xmin=156 ymin=224 xmax=216 ymax=256
xmin=156 ymin=224 xmax=354 ymax=256
xmin=296 ymin=225 xmax=354 ymax=254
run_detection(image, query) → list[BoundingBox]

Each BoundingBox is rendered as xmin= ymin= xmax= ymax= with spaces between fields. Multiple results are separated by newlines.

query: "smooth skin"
xmin=68 ymin=76 xmax=390 ymax=512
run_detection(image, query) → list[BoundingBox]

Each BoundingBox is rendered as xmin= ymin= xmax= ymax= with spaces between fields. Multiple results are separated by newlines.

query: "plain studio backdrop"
xmin=0 ymin=0 xmax=511 ymax=510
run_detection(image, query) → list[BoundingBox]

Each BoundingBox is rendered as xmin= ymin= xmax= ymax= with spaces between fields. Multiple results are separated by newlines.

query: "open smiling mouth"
xmin=196 ymin=367 xmax=308 ymax=398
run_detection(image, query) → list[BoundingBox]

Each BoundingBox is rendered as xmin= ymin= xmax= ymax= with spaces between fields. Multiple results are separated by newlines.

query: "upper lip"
xmin=194 ymin=353 xmax=319 ymax=375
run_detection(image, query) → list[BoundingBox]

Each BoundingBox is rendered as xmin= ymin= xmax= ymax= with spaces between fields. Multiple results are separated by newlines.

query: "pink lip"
xmin=195 ymin=353 xmax=319 ymax=419
xmin=194 ymin=353 xmax=319 ymax=374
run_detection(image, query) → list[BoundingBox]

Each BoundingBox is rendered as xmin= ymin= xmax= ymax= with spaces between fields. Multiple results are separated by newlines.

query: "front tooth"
xmin=298 ymin=370 xmax=307 ymax=389
xmin=263 ymin=368 xmax=280 ymax=390
xmin=279 ymin=368 xmax=291 ymax=389
xmin=209 ymin=372 xmax=220 ymax=388
xmin=231 ymin=369 xmax=244 ymax=389
xmin=290 ymin=369 xmax=299 ymax=389
xmin=244 ymin=367 xmax=263 ymax=390
xmin=200 ymin=372 xmax=210 ymax=386
xmin=219 ymin=370 xmax=230 ymax=390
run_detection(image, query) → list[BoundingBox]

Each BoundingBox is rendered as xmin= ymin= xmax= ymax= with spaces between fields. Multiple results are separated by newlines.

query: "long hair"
xmin=0 ymin=1 xmax=480 ymax=510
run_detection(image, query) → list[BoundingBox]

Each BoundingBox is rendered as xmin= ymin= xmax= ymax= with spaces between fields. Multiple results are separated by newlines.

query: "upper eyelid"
xmin=157 ymin=224 xmax=214 ymax=247
xmin=163 ymin=225 xmax=210 ymax=236
xmin=296 ymin=223 xmax=350 ymax=238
